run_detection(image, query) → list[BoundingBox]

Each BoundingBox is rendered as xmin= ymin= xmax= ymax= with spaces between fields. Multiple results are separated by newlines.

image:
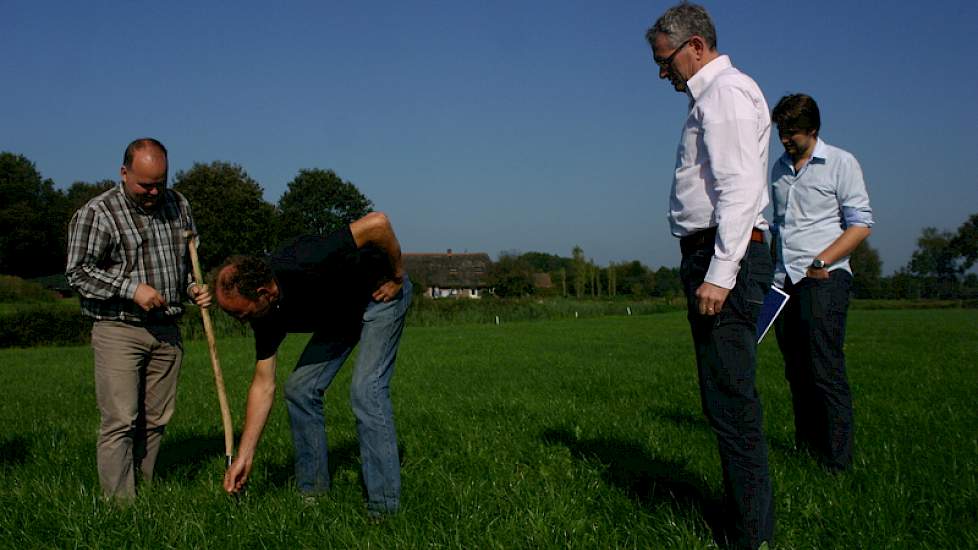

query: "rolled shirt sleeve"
xmin=838 ymin=155 xmax=874 ymax=228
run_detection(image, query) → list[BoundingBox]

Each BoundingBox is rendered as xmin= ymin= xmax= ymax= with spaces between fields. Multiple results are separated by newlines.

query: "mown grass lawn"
xmin=0 ymin=309 xmax=975 ymax=548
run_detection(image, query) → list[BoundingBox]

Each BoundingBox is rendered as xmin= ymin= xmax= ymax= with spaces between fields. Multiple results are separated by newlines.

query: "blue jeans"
xmin=283 ymin=277 xmax=412 ymax=514
xmin=680 ymin=239 xmax=774 ymax=549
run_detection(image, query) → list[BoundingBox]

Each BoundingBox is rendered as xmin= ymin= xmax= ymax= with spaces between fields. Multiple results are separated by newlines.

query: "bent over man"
xmin=770 ymin=93 xmax=874 ymax=472
xmin=647 ymin=3 xmax=774 ymax=547
xmin=215 ymin=212 xmax=410 ymax=518
xmin=66 ymin=138 xmax=210 ymax=500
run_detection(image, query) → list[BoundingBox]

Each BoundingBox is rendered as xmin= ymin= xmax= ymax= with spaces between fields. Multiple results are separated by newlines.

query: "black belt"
xmin=680 ymin=227 xmax=764 ymax=254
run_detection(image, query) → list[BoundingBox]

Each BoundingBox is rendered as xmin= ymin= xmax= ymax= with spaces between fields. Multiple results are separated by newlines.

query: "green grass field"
xmin=1 ymin=310 xmax=975 ymax=548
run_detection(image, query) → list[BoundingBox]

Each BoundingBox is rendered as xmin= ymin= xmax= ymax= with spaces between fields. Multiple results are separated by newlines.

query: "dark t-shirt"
xmin=250 ymin=227 xmax=392 ymax=360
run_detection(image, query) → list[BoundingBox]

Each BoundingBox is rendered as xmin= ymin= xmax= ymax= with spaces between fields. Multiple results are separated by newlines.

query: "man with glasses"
xmin=770 ymin=93 xmax=873 ymax=473
xmin=67 ymin=138 xmax=211 ymax=500
xmin=646 ymin=3 xmax=774 ymax=548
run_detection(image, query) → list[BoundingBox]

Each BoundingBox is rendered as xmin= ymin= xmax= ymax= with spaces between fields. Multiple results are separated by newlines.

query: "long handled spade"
xmin=186 ymin=231 xmax=235 ymax=469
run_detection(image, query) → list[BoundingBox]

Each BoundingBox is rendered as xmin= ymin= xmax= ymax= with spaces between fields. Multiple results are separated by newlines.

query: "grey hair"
xmin=646 ymin=2 xmax=717 ymax=50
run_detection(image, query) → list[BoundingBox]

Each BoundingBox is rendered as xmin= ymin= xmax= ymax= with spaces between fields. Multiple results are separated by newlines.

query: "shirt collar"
xmin=811 ymin=137 xmax=828 ymax=161
xmin=686 ymin=54 xmax=731 ymax=102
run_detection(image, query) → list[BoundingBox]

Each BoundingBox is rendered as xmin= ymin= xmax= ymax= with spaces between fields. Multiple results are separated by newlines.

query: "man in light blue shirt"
xmin=770 ymin=93 xmax=874 ymax=472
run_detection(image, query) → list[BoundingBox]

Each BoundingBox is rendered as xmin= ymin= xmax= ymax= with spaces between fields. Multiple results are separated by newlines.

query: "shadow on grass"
xmin=656 ymin=408 xmax=711 ymax=431
xmin=156 ymin=432 xmax=227 ymax=481
xmin=541 ymin=427 xmax=728 ymax=544
xmin=658 ymin=407 xmax=812 ymax=467
xmin=264 ymin=440 xmax=363 ymax=489
xmin=0 ymin=435 xmax=30 ymax=467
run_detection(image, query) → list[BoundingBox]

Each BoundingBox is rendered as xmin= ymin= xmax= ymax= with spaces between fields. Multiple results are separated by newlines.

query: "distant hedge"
xmin=0 ymin=304 xmax=250 ymax=349
xmin=0 ymin=305 xmax=92 ymax=347
xmin=2 ymin=296 xmax=973 ymax=349
xmin=0 ymin=275 xmax=59 ymax=303
xmin=850 ymin=299 xmax=978 ymax=310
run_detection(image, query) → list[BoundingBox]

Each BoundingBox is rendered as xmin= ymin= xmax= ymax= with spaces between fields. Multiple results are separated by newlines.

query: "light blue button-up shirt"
xmin=770 ymin=138 xmax=874 ymax=286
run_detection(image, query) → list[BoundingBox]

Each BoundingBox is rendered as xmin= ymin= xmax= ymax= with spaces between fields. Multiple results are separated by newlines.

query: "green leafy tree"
xmin=571 ymin=246 xmax=586 ymax=298
xmin=950 ymin=213 xmax=978 ymax=271
xmin=173 ymin=161 xmax=277 ymax=270
xmin=278 ymin=168 xmax=373 ymax=241
xmin=0 ymin=152 xmax=67 ymax=277
xmin=849 ymin=239 xmax=883 ymax=298
xmin=489 ymin=252 xmax=534 ymax=297
xmin=590 ymin=258 xmax=601 ymax=297
xmin=891 ymin=215 xmax=978 ymax=299
xmin=616 ymin=260 xmax=655 ymax=297
xmin=908 ymin=228 xmax=960 ymax=279
xmin=520 ymin=251 xmax=571 ymax=274
xmin=906 ymin=227 xmax=963 ymax=298
xmin=64 ymin=179 xmax=115 ymax=212
xmin=884 ymin=268 xmax=923 ymax=299
xmin=653 ymin=266 xmax=682 ymax=298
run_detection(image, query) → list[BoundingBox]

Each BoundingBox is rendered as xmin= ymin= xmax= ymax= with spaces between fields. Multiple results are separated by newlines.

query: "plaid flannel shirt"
xmin=66 ymin=183 xmax=197 ymax=323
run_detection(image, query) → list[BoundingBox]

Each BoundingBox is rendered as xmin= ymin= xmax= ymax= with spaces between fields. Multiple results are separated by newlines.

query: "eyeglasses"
xmin=654 ymin=39 xmax=690 ymax=70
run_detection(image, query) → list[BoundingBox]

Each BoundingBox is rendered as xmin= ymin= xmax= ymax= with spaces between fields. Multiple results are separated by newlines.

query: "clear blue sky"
xmin=2 ymin=1 xmax=976 ymax=273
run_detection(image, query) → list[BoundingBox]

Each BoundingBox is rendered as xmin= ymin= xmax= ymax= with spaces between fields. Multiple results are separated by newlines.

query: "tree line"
xmin=0 ymin=152 xmax=372 ymax=278
xmin=488 ymin=248 xmax=682 ymax=300
xmin=487 ymin=221 xmax=978 ymax=301
xmin=1 ymin=150 xmax=976 ymax=300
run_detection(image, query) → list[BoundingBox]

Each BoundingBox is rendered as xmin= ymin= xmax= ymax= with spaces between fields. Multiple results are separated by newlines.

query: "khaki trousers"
xmin=91 ymin=320 xmax=183 ymax=499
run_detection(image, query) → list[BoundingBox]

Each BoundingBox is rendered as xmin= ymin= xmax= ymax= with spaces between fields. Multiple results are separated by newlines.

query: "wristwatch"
xmin=810 ymin=258 xmax=826 ymax=269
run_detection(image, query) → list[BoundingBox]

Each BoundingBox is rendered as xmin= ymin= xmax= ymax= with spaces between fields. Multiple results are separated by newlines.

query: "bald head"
xmin=123 ymin=138 xmax=167 ymax=169
xmin=120 ymin=138 xmax=168 ymax=211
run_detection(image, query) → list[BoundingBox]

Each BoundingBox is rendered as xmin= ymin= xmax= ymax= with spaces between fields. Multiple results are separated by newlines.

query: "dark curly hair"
xmin=215 ymin=255 xmax=274 ymax=300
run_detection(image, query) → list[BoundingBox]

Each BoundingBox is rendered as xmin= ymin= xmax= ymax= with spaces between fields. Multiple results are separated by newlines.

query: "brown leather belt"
xmin=680 ymin=227 xmax=764 ymax=254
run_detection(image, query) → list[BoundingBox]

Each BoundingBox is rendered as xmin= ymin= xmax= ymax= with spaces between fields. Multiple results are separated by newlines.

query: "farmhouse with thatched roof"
xmin=403 ymin=250 xmax=491 ymax=298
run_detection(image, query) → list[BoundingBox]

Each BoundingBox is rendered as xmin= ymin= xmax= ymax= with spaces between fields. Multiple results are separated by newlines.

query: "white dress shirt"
xmin=668 ymin=55 xmax=771 ymax=289
xmin=771 ymin=138 xmax=874 ymax=286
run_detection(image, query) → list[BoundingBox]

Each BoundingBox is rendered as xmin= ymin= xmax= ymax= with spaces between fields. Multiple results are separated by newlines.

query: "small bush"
xmin=0 ymin=305 xmax=92 ymax=348
xmin=0 ymin=275 xmax=58 ymax=303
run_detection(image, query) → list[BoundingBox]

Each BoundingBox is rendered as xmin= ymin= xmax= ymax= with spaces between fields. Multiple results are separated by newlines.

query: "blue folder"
xmin=756 ymin=285 xmax=790 ymax=343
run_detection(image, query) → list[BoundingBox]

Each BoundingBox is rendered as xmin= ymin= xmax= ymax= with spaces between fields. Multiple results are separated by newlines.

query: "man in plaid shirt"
xmin=66 ymin=138 xmax=211 ymax=500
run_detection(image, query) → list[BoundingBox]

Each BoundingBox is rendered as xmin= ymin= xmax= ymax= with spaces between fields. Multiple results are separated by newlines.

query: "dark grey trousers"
xmin=775 ymin=269 xmax=854 ymax=471
xmin=680 ymin=238 xmax=774 ymax=549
